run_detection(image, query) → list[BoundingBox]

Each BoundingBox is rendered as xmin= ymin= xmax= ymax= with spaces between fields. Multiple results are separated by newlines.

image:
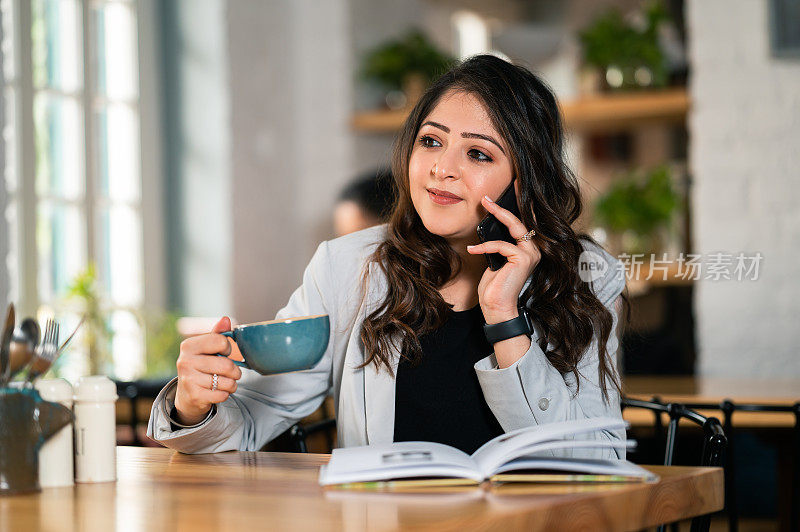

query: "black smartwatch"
xmin=483 ymin=306 xmax=533 ymax=344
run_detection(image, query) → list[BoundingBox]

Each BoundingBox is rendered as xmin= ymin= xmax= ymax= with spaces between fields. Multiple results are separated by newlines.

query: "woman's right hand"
xmin=173 ymin=316 xmax=243 ymax=425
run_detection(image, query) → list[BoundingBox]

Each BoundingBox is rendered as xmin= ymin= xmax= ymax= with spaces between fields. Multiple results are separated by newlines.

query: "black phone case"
xmin=476 ymin=180 xmax=523 ymax=271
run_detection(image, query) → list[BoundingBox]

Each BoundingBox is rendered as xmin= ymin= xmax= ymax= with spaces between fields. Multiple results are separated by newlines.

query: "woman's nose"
xmin=431 ymin=149 xmax=460 ymax=180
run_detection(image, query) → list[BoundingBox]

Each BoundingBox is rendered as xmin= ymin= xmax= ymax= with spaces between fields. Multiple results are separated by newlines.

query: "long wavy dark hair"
xmin=359 ymin=55 xmax=629 ymax=401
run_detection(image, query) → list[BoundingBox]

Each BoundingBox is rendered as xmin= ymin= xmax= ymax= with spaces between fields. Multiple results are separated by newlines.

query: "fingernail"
xmin=483 ymin=195 xmax=493 ymax=203
xmin=466 ymin=245 xmax=476 ymax=250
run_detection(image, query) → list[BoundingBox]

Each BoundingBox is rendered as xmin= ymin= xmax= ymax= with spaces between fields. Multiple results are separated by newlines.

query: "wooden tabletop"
xmin=0 ymin=447 xmax=723 ymax=531
xmin=623 ymin=376 xmax=800 ymax=428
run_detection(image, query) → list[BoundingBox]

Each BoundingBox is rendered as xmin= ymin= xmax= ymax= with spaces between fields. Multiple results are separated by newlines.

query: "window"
xmin=770 ymin=0 xmax=800 ymax=58
xmin=3 ymin=0 xmax=146 ymax=380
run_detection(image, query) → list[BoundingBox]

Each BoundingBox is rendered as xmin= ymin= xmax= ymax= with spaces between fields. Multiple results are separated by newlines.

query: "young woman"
xmin=148 ymin=55 xmax=628 ymax=457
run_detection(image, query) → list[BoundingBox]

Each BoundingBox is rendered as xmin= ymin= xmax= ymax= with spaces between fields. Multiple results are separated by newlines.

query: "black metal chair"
xmin=665 ymin=398 xmax=800 ymax=532
xmin=282 ymin=396 xmax=337 ymax=453
xmin=288 ymin=418 xmax=337 ymax=453
xmin=114 ymin=378 xmax=172 ymax=446
xmin=621 ymin=397 xmax=727 ymax=532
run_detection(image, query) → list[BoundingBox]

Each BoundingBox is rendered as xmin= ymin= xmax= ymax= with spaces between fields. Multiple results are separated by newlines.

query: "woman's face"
xmin=409 ymin=90 xmax=514 ymax=243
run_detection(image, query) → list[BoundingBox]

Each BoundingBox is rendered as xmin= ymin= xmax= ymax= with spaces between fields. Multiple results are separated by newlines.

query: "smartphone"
xmin=476 ymin=179 xmax=523 ymax=271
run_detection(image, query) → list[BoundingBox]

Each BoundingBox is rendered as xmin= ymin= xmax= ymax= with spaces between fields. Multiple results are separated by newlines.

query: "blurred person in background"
xmin=333 ymin=169 xmax=396 ymax=237
xmin=148 ymin=55 xmax=627 ymax=457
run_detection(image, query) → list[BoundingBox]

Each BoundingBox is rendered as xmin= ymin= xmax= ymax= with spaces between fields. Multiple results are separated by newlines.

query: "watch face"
xmin=518 ymin=306 xmax=532 ymax=334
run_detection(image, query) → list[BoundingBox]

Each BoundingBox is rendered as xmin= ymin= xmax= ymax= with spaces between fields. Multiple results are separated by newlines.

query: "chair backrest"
xmin=114 ymin=378 xmax=173 ymax=446
xmin=286 ymin=418 xmax=337 ymax=453
xmin=621 ymin=397 xmax=727 ymax=532
xmin=621 ymin=397 xmax=727 ymax=467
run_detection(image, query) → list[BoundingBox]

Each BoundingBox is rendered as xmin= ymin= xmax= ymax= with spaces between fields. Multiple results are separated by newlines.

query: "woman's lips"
xmin=427 ymin=188 xmax=463 ymax=205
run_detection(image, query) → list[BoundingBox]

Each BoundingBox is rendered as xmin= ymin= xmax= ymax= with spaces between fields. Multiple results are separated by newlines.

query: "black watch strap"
xmin=483 ymin=306 xmax=533 ymax=344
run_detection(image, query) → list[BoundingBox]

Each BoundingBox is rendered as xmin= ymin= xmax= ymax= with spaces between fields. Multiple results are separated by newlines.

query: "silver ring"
xmin=516 ymin=229 xmax=536 ymax=243
xmin=211 ymin=373 xmax=219 ymax=391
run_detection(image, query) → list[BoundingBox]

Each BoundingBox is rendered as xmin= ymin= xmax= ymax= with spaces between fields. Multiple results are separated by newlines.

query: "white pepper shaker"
xmin=35 ymin=378 xmax=75 ymax=488
xmin=73 ymin=375 xmax=118 ymax=483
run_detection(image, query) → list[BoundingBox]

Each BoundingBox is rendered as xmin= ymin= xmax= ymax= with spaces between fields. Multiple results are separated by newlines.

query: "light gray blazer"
xmin=147 ymin=224 xmax=627 ymax=457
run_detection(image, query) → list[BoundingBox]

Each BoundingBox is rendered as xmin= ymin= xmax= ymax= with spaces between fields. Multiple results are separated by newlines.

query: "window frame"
xmin=3 ymin=0 xmax=165 ymax=377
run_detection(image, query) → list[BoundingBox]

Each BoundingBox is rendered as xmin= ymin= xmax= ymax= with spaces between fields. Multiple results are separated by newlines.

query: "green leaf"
xmin=578 ymin=0 xmax=670 ymax=88
xmin=361 ymin=28 xmax=455 ymax=91
xmin=594 ymin=165 xmax=680 ymax=238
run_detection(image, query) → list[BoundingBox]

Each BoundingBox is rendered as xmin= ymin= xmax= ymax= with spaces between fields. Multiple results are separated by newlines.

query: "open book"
xmin=319 ymin=417 xmax=658 ymax=488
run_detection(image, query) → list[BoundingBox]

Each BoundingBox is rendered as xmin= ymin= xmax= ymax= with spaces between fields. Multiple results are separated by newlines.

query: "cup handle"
xmin=216 ymin=331 xmax=250 ymax=369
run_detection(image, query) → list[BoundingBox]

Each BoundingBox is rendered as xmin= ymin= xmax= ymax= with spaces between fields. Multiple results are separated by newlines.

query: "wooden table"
xmin=623 ymin=376 xmax=800 ymax=428
xmin=0 ymin=447 xmax=723 ymax=531
xmin=623 ymin=376 xmax=800 ymax=530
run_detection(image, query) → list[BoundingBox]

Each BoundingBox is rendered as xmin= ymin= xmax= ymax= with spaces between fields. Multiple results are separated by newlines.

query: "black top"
xmin=393 ymin=304 xmax=504 ymax=454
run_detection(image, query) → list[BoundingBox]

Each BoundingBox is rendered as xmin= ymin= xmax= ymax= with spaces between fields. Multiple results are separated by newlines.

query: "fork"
xmin=25 ymin=318 xmax=60 ymax=387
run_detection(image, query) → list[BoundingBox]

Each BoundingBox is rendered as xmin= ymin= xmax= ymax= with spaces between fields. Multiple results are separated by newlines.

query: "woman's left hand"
xmin=467 ymin=195 xmax=541 ymax=324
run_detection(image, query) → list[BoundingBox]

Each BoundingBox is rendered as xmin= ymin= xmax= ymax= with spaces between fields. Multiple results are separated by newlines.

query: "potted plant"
xmin=62 ymin=267 xmax=182 ymax=379
xmin=578 ymin=0 xmax=670 ymax=92
xmin=65 ymin=264 xmax=112 ymax=375
xmin=593 ymin=165 xmax=680 ymax=256
xmin=361 ymin=29 xmax=455 ymax=109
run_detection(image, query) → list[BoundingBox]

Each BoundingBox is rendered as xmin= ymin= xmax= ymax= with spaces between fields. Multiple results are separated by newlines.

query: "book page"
xmin=498 ymin=438 xmax=635 ymax=463
xmin=501 ymin=438 xmax=634 ymax=460
xmin=320 ymin=442 xmax=482 ymax=485
xmin=490 ymin=456 xmax=658 ymax=482
xmin=487 ymin=439 xmax=638 ymax=476
xmin=471 ymin=417 xmax=628 ymax=476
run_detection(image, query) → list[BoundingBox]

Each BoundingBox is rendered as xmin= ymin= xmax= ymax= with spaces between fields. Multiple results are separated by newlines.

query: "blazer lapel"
xmin=361 ymin=262 xmax=401 ymax=445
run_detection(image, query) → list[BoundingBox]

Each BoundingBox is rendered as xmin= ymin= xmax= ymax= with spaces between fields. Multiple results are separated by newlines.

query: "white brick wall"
xmin=688 ymin=0 xmax=800 ymax=376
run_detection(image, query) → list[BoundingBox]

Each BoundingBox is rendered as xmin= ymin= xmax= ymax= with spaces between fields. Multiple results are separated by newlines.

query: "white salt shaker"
xmin=73 ymin=375 xmax=118 ymax=483
xmin=35 ymin=378 xmax=75 ymax=488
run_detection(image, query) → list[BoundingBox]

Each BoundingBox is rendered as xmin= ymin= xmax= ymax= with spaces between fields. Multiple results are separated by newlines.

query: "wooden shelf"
xmin=561 ymin=88 xmax=689 ymax=132
xmin=352 ymin=88 xmax=689 ymax=134
xmin=351 ymin=109 xmax=410 ymax=133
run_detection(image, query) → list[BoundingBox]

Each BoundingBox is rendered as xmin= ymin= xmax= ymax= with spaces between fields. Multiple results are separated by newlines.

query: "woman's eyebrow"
xmin=421 ymin=121 xmax=506 ymax=155
xmin=462 ymin=132 xmax=505 ymax=154
xmin=421 ymin=120 xmax=450 ymax=133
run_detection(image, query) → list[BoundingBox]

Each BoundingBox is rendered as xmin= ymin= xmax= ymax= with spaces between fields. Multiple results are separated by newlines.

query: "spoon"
xmin=21 ymin=318 xmax=40 ymax=349
xmin=9 ymin=318 xmax=40 ymax=380
xmin=0 ymin=303 xmax=14 ymax=386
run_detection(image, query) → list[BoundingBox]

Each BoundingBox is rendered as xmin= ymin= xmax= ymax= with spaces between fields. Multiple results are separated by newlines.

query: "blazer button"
xmin=538 ymin=397 xmax=550 ymax=411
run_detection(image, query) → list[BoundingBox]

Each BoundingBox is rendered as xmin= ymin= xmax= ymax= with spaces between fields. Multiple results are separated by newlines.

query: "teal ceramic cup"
xmin=216 ymin=315 xmax=329 ymax=375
